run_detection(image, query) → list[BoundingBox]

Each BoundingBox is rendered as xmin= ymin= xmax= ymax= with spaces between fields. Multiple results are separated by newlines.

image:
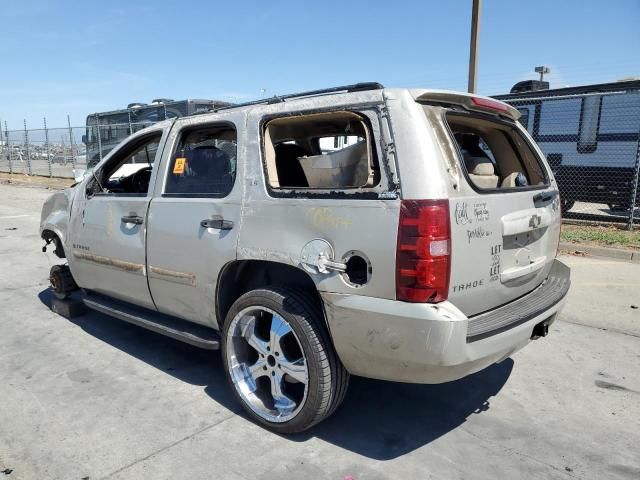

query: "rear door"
xmin=438 ymin=106 xmax=560 ymax=316
xmin=145 ymin=116 xmax=242 ymax=327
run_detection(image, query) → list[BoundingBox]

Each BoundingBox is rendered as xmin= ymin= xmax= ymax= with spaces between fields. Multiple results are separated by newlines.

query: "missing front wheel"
xmin=49 ymin=264 xmax=78 ymax=300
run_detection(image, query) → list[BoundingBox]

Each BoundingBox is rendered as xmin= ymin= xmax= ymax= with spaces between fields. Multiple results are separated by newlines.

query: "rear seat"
xmin=456 ymin=133 xmax=499 ymax=189
xmin=464 ymin=153 xmax=499 ymax=189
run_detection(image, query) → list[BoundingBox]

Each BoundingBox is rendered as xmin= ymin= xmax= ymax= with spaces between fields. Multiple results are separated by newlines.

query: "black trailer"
xmin=495 ymin=80 xmax=640 ymax=215
xmin=84 ymin=99 xmax=230 ymax=167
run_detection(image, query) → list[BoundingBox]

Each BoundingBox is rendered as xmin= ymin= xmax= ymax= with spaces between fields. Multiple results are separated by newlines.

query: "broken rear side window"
xmin=446 ymin=112 xmax=548 ymax=191
xmin=263 ymin=111 xmax=380 ymax=190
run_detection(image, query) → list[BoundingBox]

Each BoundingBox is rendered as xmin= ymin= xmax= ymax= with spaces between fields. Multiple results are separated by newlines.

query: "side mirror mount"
xmin=73 ymin=169 xmax=87 ymax=183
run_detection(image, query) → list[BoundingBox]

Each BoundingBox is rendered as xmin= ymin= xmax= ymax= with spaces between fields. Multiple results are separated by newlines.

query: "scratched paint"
xmin=106 ymin=204 xmax=114 ymax=237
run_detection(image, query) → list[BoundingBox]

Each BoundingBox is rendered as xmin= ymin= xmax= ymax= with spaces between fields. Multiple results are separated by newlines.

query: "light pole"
xmin=468 ymin=0 xmax=482 ymax=93
xmin=535 ymin=66 xmax=550 ymax=82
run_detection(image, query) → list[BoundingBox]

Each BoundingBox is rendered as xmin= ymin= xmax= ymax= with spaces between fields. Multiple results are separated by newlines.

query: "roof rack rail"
xmin=210 ymin=82 xmax=384 ymax=113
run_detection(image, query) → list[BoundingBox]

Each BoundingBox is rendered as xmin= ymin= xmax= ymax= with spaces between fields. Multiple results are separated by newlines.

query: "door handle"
xmin=200 ymin=218 xmax=234 ymax=230
xmin=121 ymin=215 xmax=144 ymax=225
xmin=533 ymin=190 xmax=558 ymax=206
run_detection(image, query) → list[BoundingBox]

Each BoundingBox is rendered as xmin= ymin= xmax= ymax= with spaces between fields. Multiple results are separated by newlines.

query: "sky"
xmin=0 ymin=0 xmax=638 ymax=129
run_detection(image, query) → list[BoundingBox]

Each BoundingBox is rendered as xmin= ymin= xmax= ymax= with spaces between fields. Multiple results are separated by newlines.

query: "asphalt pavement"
xmin=0 ymin=184 xmax=638 ymax=480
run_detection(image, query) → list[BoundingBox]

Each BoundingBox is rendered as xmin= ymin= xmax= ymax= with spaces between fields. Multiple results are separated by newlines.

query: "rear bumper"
xmin=322 ymin=259 xmax=570 ymax=384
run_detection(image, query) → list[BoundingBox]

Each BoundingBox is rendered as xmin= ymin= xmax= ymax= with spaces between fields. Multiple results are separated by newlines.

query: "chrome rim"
xmin=226 ymin=306 xmax=309 ymax=423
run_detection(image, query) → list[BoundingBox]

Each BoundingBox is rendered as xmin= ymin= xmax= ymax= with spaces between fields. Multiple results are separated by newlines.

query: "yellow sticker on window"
xmin=173 ymin=157 xmax=187 ymax=174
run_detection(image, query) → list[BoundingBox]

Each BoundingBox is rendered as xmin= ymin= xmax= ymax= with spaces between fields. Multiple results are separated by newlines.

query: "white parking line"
xmin=0 ymin=214 xmax=29 ymax=219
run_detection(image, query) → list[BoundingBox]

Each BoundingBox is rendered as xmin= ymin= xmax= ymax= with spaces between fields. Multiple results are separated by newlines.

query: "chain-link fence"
xmin=0 ymin=119 xmax=156 ymax=179
xmin=499 ymin=86 xmax=640 ymax=229
xmin=2 ymin=86 xmax=639 ymax=228
xmin=0 ymin=119 xmax=85 ymax=179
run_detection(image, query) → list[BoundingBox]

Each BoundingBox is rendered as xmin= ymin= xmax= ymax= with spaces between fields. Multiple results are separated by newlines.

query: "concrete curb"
xmin=559 ymin=242 xmax=640 ymax=263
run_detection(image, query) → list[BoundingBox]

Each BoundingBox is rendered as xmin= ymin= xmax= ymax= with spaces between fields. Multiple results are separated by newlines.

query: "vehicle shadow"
xmin=37 ymin=287 xmax=239 ymax=413
xmin=290 ymin=360 xmax=513 ymax=459
xmin=38 ymin=287 xmax=513 ymax=460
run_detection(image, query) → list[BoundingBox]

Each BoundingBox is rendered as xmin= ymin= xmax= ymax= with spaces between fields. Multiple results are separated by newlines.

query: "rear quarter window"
xmin=262 ymin=111 xmax=380 ymax=191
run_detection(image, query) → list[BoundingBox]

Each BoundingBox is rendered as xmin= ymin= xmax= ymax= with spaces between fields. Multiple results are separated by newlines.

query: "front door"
xmin=146 ymin=118 xmax=242 ymax=327
xmin=68 ymin=127 xmax=168 ymax=309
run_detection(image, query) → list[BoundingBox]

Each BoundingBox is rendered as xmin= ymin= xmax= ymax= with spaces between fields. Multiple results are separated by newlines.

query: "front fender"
xmin=40 ymin=187 xmax=76 ymax=252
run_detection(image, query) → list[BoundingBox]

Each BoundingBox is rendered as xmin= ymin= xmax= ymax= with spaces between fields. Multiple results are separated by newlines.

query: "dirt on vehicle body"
xmin=41 ymin=83 xmax=570 ymax=432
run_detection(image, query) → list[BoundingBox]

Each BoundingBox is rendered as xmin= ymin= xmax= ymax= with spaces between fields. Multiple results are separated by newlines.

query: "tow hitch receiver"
xmin=531 ymin=319 xmax=551 ymax=340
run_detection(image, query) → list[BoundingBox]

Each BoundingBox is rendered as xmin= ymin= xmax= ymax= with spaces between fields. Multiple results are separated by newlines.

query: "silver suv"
xmin=40 ymin=83 xmax=570 ymax=433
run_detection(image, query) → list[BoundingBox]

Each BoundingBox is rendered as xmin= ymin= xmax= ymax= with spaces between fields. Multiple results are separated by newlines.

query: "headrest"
xmin=187 ymin=146 xmax=230 ymax=176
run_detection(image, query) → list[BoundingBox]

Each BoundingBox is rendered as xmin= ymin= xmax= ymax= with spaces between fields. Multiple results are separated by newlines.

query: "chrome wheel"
xmin=226 ymin=306 xmax=309 ymax=423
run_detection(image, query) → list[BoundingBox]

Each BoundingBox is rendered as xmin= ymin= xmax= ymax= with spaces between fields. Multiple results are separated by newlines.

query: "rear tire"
xmin=221 ymin=287 xmax=349 ymax=433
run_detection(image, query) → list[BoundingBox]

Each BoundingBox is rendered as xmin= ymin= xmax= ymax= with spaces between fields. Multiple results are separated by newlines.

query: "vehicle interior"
xmin=165 ymin=125 xmax=237 ymax=196
xmin=263 ymin=111 xmax=380 ymax=189
xmin=447 ymin=113 xmax=547 ymax=190
xmin=87 ymin=133 xmax=162 ymax=197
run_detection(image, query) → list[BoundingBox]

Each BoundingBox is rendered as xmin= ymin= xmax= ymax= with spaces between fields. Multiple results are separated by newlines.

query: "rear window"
xmin=446 ymin=112 xmax=548 ymax=191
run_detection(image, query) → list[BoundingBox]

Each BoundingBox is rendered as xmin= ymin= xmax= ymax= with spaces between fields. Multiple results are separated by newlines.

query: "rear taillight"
xmin=396 ymin=200 xmax=451 ymax=303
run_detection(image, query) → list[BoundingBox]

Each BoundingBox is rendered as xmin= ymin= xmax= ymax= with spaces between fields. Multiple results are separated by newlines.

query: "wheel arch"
xmin=40 ymin=189 xmax=72 ymax=257
xmin=41 ymin=226 xmax=66 ymax=258
xmin=215 ymin=260 xmax=325 ymax=331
